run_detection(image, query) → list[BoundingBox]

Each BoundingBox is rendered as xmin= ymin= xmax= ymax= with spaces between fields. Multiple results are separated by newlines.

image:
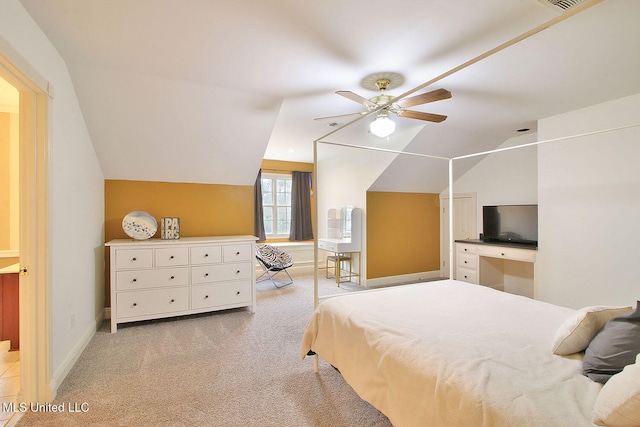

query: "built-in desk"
xmin=455 ymin=240 xmax=537 ymax=297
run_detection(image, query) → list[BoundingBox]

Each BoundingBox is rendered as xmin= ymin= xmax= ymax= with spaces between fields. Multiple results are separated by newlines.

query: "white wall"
xmin=0 ymin=1 xmax=105 ymax=390
xmin=450 ymin=132 xmax=539 ymax=237
xmin=536 ymin=93 xmax=640 ymax=308
xmin=317 ymin=141 xmax=406 ymax=286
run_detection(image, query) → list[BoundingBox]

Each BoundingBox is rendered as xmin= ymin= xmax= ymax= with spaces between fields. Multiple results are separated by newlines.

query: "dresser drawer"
xmin=457 ymin=267 xmax=478 ymax=284
xmin=116 ymin=267 xmax=189 ymax=291
xmin=318 ymin=240 xmax=338 ymax=252
xmin=191 ymin=262 xmax=252 ymax=284
xmin=478 ymin=245 xmax=536 ymax=263
xmin=155 ymin=247 xmax=189 ymax=267
xmin=191 ymin=280 xmax=252 ymax=310
xmin=457 ymin=243 xmax=477 ymax=255
xmin=457 ymin=253 xmax=477 ymax=270
xmin=190 ymin=246 xmax=223 ymax=265
xmin=116 ymin=287 xmax=189 ymax=318
xmin=115 ymin=249 xmax=153 ymax=269
xmin=223 ymin=244 xmax=252 ymax=262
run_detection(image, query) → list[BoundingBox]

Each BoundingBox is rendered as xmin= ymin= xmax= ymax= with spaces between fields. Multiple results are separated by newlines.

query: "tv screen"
xmin=482 ymin=205 xmax=538 ymax=245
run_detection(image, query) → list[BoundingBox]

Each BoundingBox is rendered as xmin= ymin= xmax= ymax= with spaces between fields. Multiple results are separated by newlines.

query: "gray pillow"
xmin=583 ymin=301 xmax=640 ymax=384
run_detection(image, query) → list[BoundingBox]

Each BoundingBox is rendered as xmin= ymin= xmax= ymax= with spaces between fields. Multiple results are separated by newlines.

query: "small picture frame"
xmin=161 ymin=217 xmax=180 ymax=240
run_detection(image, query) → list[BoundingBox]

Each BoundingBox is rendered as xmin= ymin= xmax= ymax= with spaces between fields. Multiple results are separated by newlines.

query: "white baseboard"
xmin=50 ymin=311 xmax=103 ymax=395
xmin=365 ymin=270 xmax=443 ymax=288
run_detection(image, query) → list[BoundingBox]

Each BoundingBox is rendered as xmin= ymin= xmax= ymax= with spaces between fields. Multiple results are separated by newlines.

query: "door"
xmin=440 ymin=193 xmax=477 ymax=278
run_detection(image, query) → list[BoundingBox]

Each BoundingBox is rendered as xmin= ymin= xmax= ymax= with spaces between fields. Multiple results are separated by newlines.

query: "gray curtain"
xmin=289 ymin=171 xmax=314 ymax=241
xmin=254 ymin=170 xmax=266 ymax=241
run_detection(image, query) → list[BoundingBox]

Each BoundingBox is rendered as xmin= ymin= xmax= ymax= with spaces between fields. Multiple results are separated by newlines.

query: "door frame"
xmin=0 ymin=45 xmax=53 ymax=402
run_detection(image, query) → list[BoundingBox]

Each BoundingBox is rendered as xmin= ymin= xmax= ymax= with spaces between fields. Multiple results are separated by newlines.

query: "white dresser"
xmin=106 ymin=235 xmax=257 ymax=333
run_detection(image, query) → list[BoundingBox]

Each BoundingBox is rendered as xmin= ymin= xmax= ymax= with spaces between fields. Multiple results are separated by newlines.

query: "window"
xmin=261 ymin=173 xmax=292 ymax=238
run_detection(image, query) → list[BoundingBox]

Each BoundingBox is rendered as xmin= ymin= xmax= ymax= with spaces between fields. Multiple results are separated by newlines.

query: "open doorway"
xmin=0 ymin=51 xmax=52 ymax=408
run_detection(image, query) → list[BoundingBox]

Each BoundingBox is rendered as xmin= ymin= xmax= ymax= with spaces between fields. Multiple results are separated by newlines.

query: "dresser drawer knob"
xmin=236 ymin=251 xmax=240 ymax=255
xmin=236 ymin=291 xmax=240 ymax=295
xmin=132 ymin=302 xmax=137 ymax=307
xmin=132 ymin=278 xmax=137 ymax=282
xmin=170 ymin=276 xmax=175 ymax=280
xmin=170 ymin=255 xmax=174 ymax=259
xmin=204 ymin=295 xmax=209 ymax=299
xmin=464 ymin=260 xmax=468 ymax=264
xmin=464 ymin=275 xmax=468 ymax=279
xmin=236 ymin=270 xmax=240 ymax=274
xmin=205 ymin=273 xmax=209 ymax=277
xmin=501 ymin=253 xmax=505 ymax=256
xmin=132 ymin=257 xmax=137 ymax=261
xmin=204 ymin=253 xmax=209 ymax=257
xmin=170 ymin=299 xmax=175 ymax=303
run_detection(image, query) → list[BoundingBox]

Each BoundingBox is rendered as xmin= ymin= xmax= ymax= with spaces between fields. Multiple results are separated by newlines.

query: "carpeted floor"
xmin=15 ymin=270 xmax=392 ymax=427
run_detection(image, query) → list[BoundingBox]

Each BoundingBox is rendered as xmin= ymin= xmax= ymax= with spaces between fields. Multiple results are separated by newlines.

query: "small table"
xmin=318 ymin=238 xmax=362 ymax=286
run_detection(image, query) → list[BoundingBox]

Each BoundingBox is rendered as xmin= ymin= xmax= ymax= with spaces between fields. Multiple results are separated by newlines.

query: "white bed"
xmin=301 ymin=280 xmax=604 ymax=427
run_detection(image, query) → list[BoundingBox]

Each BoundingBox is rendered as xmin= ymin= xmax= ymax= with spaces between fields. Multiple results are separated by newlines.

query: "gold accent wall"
xmin=367 ymin=191 xmax=441 ymax=279
xmin=104 ymin=180 xmax=254 ymax=242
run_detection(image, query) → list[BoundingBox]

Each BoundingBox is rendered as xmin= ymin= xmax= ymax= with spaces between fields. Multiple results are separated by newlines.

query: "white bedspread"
xmin=301 ymin=280 xmax=602 ymax=427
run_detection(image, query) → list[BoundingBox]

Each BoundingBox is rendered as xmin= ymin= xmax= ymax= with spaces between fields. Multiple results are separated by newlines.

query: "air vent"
xmin=540 ymin=0 xmax=588 ymax=11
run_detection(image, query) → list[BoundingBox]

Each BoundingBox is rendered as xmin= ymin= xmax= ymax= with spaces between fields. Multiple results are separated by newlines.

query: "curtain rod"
xmin=261 ymin=168 xmax=312 ymax=174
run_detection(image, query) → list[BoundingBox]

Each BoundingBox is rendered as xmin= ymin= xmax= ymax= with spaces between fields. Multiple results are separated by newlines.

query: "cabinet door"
xmin=1 ymin=273 xmax=20 ymax=350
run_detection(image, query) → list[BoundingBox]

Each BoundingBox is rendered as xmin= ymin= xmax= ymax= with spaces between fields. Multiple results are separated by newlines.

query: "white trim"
xmin=50 ymin=314 xmax=101 ymax=392
xmin=365 ymin=271 xmax=442 ymax=289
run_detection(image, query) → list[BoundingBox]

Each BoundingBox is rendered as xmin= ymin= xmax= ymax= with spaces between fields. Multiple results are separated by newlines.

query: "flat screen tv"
xmin=482 ymin=205 xmax=538 ymax=246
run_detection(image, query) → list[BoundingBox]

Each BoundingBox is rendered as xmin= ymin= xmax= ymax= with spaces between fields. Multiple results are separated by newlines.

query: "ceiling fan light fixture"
xmin=370 ymin=115 xmax=395 ymax=138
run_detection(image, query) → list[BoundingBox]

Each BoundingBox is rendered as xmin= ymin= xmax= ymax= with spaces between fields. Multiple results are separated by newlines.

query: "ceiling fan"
xmin=316 ymin=73 xmax=452 ymax=137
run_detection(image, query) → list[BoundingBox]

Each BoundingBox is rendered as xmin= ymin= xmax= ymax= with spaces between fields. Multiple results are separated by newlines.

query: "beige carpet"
xmin=16 ymin=270 xmax=392 ymax=427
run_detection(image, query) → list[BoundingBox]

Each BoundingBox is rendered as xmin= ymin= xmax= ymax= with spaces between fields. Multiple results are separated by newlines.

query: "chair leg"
xmin=257 ymin=264 xmax=293 ymax=288
xmin=269 ymin=268 xmax=293 ymax=288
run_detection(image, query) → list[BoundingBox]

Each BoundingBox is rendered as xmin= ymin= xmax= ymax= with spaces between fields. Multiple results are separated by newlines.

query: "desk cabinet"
xmin=107 ymin=236 xmax=257 ymax=333
xmin=456 ymin=242 xmax=536 ymax=296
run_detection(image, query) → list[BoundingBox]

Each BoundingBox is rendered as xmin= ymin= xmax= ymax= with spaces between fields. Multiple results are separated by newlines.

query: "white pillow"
xmin=551 ymin=306 xmax=631 ymax=355
xmin=592 ymin=353 xmax=640 ymax=427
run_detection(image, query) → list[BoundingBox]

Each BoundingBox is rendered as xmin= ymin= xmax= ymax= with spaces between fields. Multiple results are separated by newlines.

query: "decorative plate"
xmin=122 ymin=211 xmax=157 ymax=240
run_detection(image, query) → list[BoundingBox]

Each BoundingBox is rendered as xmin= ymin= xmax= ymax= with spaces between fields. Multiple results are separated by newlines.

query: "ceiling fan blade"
xmin=397 ymin=110 xmax=448 ymax=123
xmin=398 ymin=88 xmax=452 ymax=108
xmin=314 ymin=111 xmax=367 ymax=121
xmin=336 ymin=90 xmax=377 ymax=108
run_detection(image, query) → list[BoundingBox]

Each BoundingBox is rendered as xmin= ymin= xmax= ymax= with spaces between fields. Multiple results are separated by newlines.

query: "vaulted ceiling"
xmin=19 ymin=0 xmax=640 ymax=191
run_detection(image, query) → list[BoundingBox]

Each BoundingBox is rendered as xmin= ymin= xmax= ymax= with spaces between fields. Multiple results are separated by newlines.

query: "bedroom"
xmin=0 ymin=0 xmax=639 ymax=425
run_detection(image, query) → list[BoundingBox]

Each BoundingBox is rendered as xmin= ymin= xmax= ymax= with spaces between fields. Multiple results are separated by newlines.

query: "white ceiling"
xmin=18 ymin=0 xmax=640 ymax=191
